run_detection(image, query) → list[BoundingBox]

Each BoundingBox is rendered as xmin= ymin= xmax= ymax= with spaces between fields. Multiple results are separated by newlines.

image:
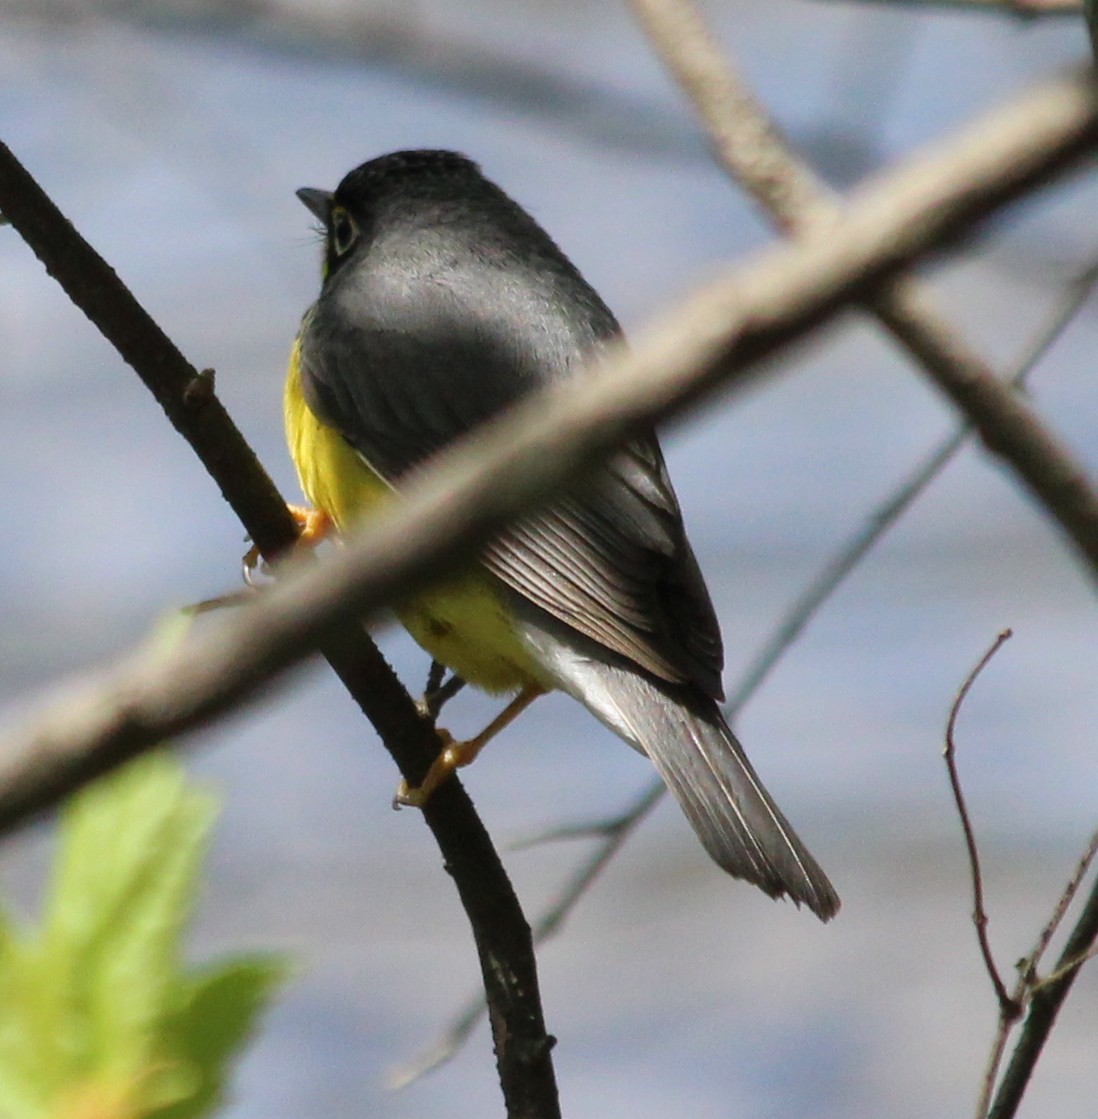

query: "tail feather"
xmin=516 ymin=609 xmax=840 ymax=920
xmin=642 ymin=690 xmax=840 ymax=920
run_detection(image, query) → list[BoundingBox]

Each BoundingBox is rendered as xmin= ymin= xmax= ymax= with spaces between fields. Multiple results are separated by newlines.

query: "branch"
xmin=631 ymin=0 xmax=1098 ymax=583
xmin=390 ymin=781 xmax=665 ymax=1088
xmin=2 ymin=60 xmax=1097 ymax=1119
xmin=988 ymin=864 xmax=1098 ymax=1118
xmin=395 ymin=259 xmax=1098 ymax=1086
xmin=971 ymin=829 xmax=1097 ymax=1118
xmin=0 ymin=65 xmax=1096 ymax=828
xmin=944 ymin=630 xmax=1020 ymax=1018
xmin=1026 ymin=827 xmax=1098 ymax=975
xmin=944 ymin=659 xmax=1098 ymax=1119
xmin=972 ymin=832 xmax=1098 ymax=1118
xmin=0 ymin=142 xmax=560 ymax=1119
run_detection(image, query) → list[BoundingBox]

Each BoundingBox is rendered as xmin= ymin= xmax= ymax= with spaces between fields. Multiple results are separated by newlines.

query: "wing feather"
xmin=298 ymin=240 xmax=725 ymax=699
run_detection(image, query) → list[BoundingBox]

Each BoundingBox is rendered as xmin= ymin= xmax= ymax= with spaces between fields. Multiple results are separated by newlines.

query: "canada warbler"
xmin=286 ymin=149 xmax=838 ymax=920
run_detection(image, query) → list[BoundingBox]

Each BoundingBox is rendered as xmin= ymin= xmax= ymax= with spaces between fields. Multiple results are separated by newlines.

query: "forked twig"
xmin=1032 ymin=937 xmax=1098 ymax=989
xmin=967 ymin=767 xmax=1098 ymax=1118
xmin=422 ymin=662 xmax=466 ymax=720
xmin=944 ymin=628 xmax=1019 ymax=1018
xmin=987 ymin=862 xmax=1098 ymax=1119
xmin=976 ymin=827 xmax=1098 ymax=1116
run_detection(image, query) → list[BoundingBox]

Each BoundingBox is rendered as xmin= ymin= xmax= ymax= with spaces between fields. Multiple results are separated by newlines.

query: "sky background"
xmin=1 ymin=1 xmax=1098 ymax=1116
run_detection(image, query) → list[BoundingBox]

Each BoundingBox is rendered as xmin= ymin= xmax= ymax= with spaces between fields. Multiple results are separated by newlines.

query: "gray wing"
xmin=486 ymin=442 xmax=724 ymax=698
xmin=298 ymin=259 xmax=725 ymax=700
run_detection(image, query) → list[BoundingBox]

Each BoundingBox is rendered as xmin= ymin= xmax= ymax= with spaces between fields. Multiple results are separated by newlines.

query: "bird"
xmin=284 ymin=149 xmax=839 ymax=920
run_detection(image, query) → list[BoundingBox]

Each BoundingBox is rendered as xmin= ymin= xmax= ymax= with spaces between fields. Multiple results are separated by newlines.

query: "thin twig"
xmin=528 ymin=783 xmax=666 ymax=941
xmin=424 ymin=660 xmax=448 ymax=703
xmin=391 ymin=782 xmax=664 ymax=1085
xmin=974 ymin=829 xmax=1098 ymax=1117
xmin=182 ymin=589 xmax=260 ymax=614
xmin=1026 ymin=826 xmax=1098 ymax=974
xmin=987 ymin=865 xmax=1098 ymax=1119
xmin=978 ymin=1023 xmax=1015 ymax=1119
xmin=944 ymin=629 xmax=1020 ymax=1018
xmin=0 ymin=141 xmax=561 ymax=1119
xmin=1032 ymin=940 xmax=1098 ymax=989
xmin=731 ymin=263 xmax=1098 ymax=710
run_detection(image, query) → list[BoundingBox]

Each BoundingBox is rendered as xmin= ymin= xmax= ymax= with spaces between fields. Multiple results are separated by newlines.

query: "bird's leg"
xmin=423 ymin=659 xmax=448 ymax=703
xmin=394 ymin=684 xmax=546 ymax=808
xmin=243 ymin=505 xmax=334 ymax=583
xmin=419 ymin=663 xmax=467 ymax=721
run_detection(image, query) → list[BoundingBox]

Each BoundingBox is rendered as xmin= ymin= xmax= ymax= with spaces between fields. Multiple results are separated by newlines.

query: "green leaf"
xmin=0 ymin=752 xmax=289 ymax=1119
xmin=152 ymin=956 xmax=290 ymax=1119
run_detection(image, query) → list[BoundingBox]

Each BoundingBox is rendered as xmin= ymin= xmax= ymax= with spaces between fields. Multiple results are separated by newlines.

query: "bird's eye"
xmin=330 ymin=206 xmax=358 ymax=256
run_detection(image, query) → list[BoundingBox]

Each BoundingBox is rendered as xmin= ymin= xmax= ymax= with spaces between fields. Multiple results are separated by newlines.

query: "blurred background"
xmin=2 ymin=0 xmax=1098 ymax=1115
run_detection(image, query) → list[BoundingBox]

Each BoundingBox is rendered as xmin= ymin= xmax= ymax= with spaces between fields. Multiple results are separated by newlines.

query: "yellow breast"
xmin=284 ymin=339 xmax=544 ymax=693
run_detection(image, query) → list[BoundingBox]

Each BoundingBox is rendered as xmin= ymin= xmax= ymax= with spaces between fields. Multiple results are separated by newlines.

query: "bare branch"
xmin=629 ymin=0 xmax=838 ymax=234
xmin=1033 ymin=939 xmax=1098 ymax=989
xmin=631 ymin=0 xmax=1098 ymax=583
xmin=944 ymin=630 xmax=1020 ymax=1019
xmin=979 ymin=1024 xmax=1015 ymax=1119
xmin=0 ymin=141 xmax=561 ymax=1119
xmin=399 ymin=261 xmax=1095 ymax=1087
xmin=4 ymin=67 xmax=1089 ymax=1087
xmin=1026 ymin=826 xmax=1098 ymax=974
xmin=422 ymin=664 xmax=467 ymax=721
xmin=733 ymin=263 xmax=1098 ymax=710
xmin=988 ymin=864 xmax=1098 ymax=1119
xmin=0 ymin=66 xmax=1095 ymax=832
xmin=977 ymin=827 xmax=1098 ymax=1116
xmin=393 ymin=781 xmax=666 ymax=1085
xmin=870 ymin=284 xmax=1098 ymax=583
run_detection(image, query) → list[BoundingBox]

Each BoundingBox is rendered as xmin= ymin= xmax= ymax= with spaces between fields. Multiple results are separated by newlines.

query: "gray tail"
xmin=636 ymin=683 xmax=840 ymax=921
xmin=527 ymin=637 xmax=839 ymax=919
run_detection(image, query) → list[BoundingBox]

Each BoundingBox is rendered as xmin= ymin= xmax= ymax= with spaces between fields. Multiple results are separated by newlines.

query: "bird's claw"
xmin=392 ymin=730 xmax=465 ymax=809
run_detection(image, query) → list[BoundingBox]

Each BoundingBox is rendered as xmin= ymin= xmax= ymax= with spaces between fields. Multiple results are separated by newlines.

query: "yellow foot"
xmin=393 ymin=729 xmax=476 ymax=808
xmin=392 ymin=684 xmax=546 ymax=809
xmin=243 ymin=504 xmax=335 ymax=583
xmin=289 ymin=504 xmax=334 ymax=547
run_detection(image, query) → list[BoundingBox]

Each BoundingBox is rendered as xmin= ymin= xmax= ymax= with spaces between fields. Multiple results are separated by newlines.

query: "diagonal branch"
xmin=631 ymin=0 xmax=1098 ymax=581
xmin=0 ymin=66 xmax=1096 ymax=825
xmin=2 ymin=62 xmax=1097 ymax=1116
xmin=0 ymin=141 xmax=560 ymax=1119
xmin=987 ymin=864 xmax=1098 ymax=1119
